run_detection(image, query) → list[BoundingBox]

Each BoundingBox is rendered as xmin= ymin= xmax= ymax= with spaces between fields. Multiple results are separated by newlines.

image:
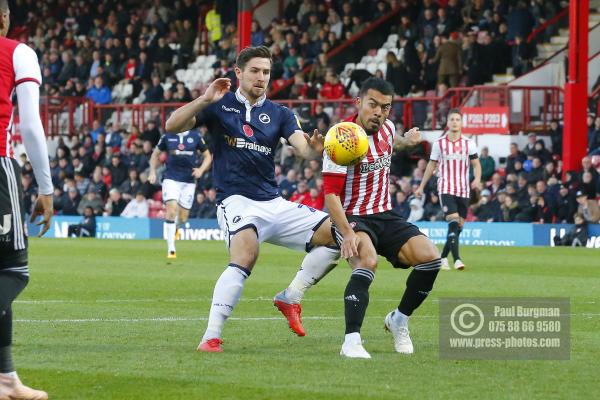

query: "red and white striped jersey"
xmin=0 ymin=37 xmax=42 ymax=158
xmin=430 ymin=134 xmax=478 ymax=198
xmin=322 ymin=115 xmax=395 ymax=216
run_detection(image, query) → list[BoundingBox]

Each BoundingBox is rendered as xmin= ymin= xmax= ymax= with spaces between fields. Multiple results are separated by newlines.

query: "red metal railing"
xmin=527 ymin=7 xmax=568 ymax=43
xmin=23 ymin=85 xmax=563 ymax=138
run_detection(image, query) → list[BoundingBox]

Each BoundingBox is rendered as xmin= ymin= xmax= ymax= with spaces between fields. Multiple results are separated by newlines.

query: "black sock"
xmin=440 ymin=240 xmax=450 ymax=258
xmin=452 ymin=224 xmax=462 ymax=260
xmin=0 ymin=309 xmax=13 ymax=373
xmin=398 ymin=262 xmax=441 ymax=316
xmin=344 ymin=268 xmax=374 ymax=334
xmin=443 ymin=220 xmax=459 ymax=261
xmin=0 ymin=272 xmax=30 ymax=373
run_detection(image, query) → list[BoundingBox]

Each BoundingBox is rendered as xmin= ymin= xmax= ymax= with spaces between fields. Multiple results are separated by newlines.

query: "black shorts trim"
xmin=333 ymin=210 xmax=424 ymax=267
xmin=0 ymin=157 xmax=28 ymax=267
xmin=306 ymin=215 xmax=330 ymax=252
xmin=440 ymin=194 xmax=469 ymax=219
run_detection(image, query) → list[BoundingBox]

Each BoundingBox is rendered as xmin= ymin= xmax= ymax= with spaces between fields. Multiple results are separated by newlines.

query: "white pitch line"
xmin=14 ymin=298 xmax=597 ymax=305
xmin=14 ymin=313 xmax=599 ymax=324
xmin=14 ymin=297 xmax=409 ymax=304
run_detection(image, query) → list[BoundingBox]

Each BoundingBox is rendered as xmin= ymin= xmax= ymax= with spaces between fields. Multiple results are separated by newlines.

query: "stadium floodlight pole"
xmin=562 ymin=0 xmax=588 ymax=177
xmin=237 ymin=0 xmax=252 ymax=53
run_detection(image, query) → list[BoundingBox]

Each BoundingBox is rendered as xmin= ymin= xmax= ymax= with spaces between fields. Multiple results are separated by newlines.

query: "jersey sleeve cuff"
xmin=15 ymin=77 xmax=41 ymax=86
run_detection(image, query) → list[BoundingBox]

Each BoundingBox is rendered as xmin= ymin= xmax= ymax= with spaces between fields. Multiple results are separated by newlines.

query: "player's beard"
xmin=360 ymin=116 xmax=382 ymax=136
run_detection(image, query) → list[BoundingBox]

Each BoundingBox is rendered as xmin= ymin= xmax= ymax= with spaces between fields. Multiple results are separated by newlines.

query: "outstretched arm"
xmin=165 ymin=78 xmax=231 ymax=133
xmin=287 ymin=129 xmax=325 ymax=160
xmin=394 ymin=126 xmax=422 ymax=150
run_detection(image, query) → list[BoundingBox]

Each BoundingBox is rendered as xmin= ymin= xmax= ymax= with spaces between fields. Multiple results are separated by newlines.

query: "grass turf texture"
xmin=11 ymin=238 xmax=600 ymax=399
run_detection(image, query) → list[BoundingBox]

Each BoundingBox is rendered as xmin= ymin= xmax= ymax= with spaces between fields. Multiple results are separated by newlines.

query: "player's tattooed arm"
xmin=325 ymin=194 xmax=359 ymax=259
xmin=192 ymin=149 xmax=213 ymax=179
xmin=415 ymin=160 xmax=438 ymax=198
xmin=394 ymin=127 xmax=421 ymax=149
xmin=165 ymin=78 xmax=231 ymax=133
xmin=288 ymin=129 xmax=325 ymax=160
xmin=148 ymin=147 xmax=162 ymax=184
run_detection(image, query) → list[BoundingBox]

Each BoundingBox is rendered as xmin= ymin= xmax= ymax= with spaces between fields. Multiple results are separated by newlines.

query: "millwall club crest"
xmin=177 ymin=143 xmax=185 ymax=150
xmin=259 ymin=113 xmax=271 ymax=124
xmin=243 ymin=124 xmax=254 ymax=138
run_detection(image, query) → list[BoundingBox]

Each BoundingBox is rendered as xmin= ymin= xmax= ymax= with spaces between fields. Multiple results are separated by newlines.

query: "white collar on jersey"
xmin=235 ymin=88 xmax=266 ymax=107
xmin=235 ymin=88 xmax=266 ymax=122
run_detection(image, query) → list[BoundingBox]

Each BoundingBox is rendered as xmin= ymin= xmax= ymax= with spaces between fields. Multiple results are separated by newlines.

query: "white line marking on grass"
xmin=15 ymin=313 xmax=599 ymax=324
xmin=15 ymin=297 xmax=410 ymax=304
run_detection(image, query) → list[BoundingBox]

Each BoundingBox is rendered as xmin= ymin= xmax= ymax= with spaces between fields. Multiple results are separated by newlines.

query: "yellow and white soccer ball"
xmin=323 ymin=121 xmax=369 ymax=166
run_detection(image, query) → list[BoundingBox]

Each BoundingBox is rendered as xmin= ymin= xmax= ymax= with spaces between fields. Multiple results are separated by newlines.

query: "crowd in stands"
xmin=9 ymin=0 xmax=599 ymax=233
xmin=17 ymin=113 xmax=600 ymax=229
xmin=10 ymin=0 xmax=562 ymax=106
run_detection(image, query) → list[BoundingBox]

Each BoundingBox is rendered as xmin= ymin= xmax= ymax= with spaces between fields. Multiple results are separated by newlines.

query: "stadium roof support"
xmin=563 ymin=0 xmax=589 ymax=174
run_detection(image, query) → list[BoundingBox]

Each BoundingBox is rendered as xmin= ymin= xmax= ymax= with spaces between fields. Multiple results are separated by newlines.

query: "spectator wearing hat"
xmin=576 ymin=190 xmax=600 ymax=224
xmin=555 ymin=185 xmax=576 ymax=223
xmin=67 ymin=206 xmax=97 ymax=238
xmin=553 ymin=213 xmax=588 ymax=247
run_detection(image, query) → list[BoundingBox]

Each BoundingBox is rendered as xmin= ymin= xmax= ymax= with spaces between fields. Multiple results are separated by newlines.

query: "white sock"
xmin=0 ymin=371 xmax=18 ymax=378
xmin=284 ymin=247 xmax=339 ymax=303
xmin=202 ymin=264 xmax=250 ymax=342
xmin=393 ymin=310 xmax=409 ymax=326
xmin=344 ymin=332 xmax=361 ymax=343
xmin=165 ymin=220 xmax=176 ymax=252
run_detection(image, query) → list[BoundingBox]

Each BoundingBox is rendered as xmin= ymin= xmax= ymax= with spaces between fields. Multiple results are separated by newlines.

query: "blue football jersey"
xmin=195 ymin=89 xmax=301 ymax=202
xmin=157 ymin=130 xmax=208 ymax=183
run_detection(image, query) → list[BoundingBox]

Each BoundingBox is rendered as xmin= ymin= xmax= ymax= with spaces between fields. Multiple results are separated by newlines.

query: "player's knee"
xmin=361 ymin=255 xmax=378 ymax=271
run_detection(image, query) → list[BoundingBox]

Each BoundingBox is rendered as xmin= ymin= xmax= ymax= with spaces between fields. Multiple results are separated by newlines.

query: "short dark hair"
xmin=236 ymin=46 xmax=272 ymax=70
xmin=358 ymin=77 xmax=394 ymax=97
xmin=447 ymin=108 xmax=462 ymax=117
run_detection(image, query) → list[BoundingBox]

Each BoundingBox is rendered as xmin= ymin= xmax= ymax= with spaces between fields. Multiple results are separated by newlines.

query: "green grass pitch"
xmin=10 ymin=239 xmax=600 ymax=399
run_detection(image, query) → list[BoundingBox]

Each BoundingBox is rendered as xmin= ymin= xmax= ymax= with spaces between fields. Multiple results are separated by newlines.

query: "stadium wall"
xmin=28 ymin=218 xmax=600 ymax=248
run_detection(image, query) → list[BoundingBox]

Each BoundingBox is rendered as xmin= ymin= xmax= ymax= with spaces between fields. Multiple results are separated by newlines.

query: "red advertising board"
xmin=460 ymin=107 xmax=510 ymax=134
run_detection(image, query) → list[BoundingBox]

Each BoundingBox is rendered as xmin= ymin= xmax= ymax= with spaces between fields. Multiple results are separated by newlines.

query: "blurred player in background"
xmin=416 ymin=109 xmax=481 ymax=270
xmin=0 ymin=0 xmax=52 ymax=398
xmin=276 ymin=78 xmax=441 ymax=358
xmin=149 ymin=129 xmax=212 ymax=258
xmin=165 ymin=46 xmax=339 ymax=352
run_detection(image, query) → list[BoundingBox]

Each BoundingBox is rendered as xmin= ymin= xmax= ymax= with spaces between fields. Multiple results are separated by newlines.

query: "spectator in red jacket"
xmin=301 ymin=187 xmax=325 ymax=210
xmin=319 ymin=70 xmax=347 ymax=100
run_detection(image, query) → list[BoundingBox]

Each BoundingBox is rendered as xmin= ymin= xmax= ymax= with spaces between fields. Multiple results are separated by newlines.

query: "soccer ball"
xmin=324 ymin=121 xmax=369 ymax=166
